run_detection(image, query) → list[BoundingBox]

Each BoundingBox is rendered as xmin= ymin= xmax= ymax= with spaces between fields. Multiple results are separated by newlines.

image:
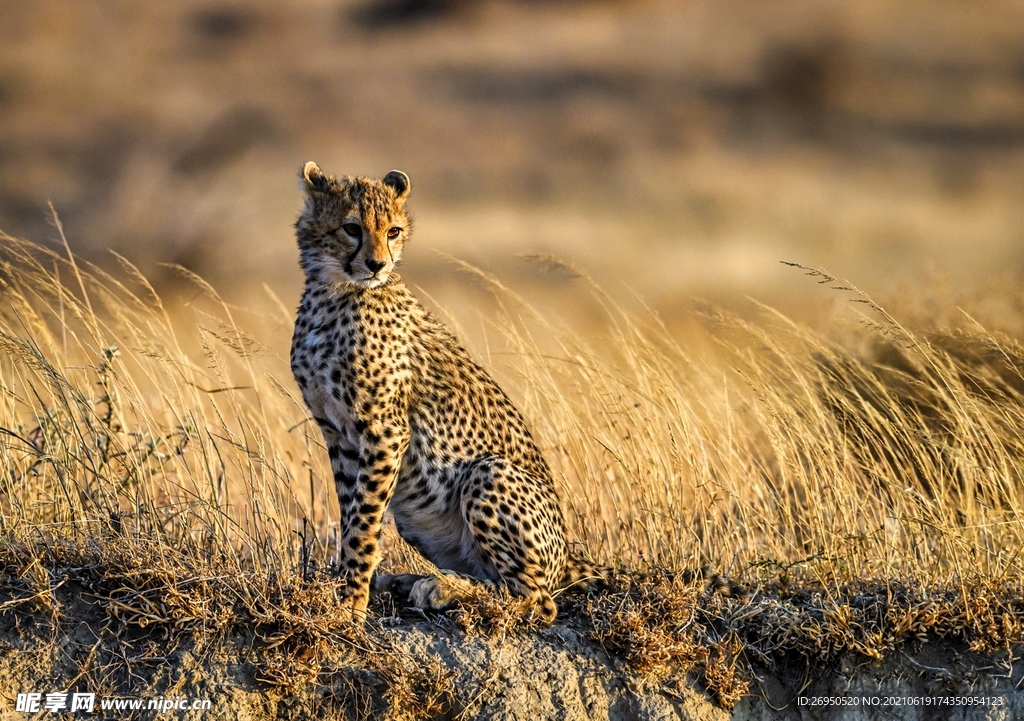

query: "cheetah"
xmin=290 ymin=162 xmax=600 ymax=625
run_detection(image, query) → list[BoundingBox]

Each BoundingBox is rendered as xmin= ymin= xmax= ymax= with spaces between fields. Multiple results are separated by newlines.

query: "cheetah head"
xmin=296 ymin=162 xmax=412 ymax=289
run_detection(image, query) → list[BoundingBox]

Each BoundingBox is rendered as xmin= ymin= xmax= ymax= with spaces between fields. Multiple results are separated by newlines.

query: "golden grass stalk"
xmin=0 ymin=229 xmax=331 ymax=572
xmin=476 ymin=259 xmax=1024 ymax=591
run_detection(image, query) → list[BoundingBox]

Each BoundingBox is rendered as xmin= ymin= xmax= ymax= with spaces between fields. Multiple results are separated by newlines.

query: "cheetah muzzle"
xmin=291 ymin=162 xmax=602 ymax=625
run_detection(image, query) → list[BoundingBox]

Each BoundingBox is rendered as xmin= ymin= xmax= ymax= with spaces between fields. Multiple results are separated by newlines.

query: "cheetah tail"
xmin=678 ymin=566 xmax=748 ymax=598
xmin=559 ymin=553 xmax=610 ymax=594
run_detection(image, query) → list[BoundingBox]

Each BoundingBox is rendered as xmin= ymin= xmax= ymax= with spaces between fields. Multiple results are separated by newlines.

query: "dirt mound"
xmin=0 ymin=578 xmax=720 ymax=720
xmin=1 ymin=582 xmax=1021 ymax=721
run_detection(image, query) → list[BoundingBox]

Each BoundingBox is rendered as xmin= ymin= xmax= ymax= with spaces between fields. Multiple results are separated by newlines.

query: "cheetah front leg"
xmin=321 ymin=416 xmax=409 ymax=622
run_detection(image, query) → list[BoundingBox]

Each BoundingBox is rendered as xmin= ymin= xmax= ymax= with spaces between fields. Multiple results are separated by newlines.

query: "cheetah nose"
xmin=366 ymin=259 xmax=386 ymax=273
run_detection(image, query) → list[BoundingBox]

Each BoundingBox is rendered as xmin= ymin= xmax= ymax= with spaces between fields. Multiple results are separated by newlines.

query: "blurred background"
xmin=3 ymin=0 xmax=1024 ymax=336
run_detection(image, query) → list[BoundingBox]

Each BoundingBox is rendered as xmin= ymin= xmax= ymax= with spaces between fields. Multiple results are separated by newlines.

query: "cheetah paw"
xmin=373 ymin=573 xmax=428 ymax=601
xmin=408 ymin=572 xmax=484 ymax=611
xmin=409 ymin=575 xmax=452 ymax=611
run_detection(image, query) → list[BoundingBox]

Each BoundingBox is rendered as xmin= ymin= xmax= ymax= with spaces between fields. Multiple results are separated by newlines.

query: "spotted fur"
xmin=291 ymin=162 xmax=600 ymax=624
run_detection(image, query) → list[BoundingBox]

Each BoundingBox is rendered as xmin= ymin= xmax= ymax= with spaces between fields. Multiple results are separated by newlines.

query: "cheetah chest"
xmin=291 ymin=294 xmax=413 ymax=454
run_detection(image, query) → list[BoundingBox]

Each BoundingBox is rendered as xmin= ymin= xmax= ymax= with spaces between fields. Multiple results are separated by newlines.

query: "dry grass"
xmin=569 ymin=570 xmax=1024 ymax=710
xmin=487 ymin=258 xmax=1024 ymax=586
xmin=2 ymin=229 xmax=1024 ymax=714
xmin=0 ymin=225 xmax=329 ymax=570
xmin=583 ymin=570 xmax=745 ymax=705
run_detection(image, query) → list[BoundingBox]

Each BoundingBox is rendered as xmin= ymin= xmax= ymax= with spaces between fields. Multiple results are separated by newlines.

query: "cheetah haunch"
xmin=291 ymin=162 xmax=600 ymax=625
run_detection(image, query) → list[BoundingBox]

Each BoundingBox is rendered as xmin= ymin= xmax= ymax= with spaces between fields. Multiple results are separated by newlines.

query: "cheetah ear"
xmin=382 ymin=170 xmax=410 ymax=199
xmin=301 ymin=161 xmax=331 ymax=194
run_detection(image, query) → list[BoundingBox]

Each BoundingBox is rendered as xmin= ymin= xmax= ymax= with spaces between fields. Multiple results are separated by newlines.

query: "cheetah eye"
xmin=386 ymin=227 xmax=401 ymax=240
xmin=342 ymin=223 xmax=362 ymax=238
